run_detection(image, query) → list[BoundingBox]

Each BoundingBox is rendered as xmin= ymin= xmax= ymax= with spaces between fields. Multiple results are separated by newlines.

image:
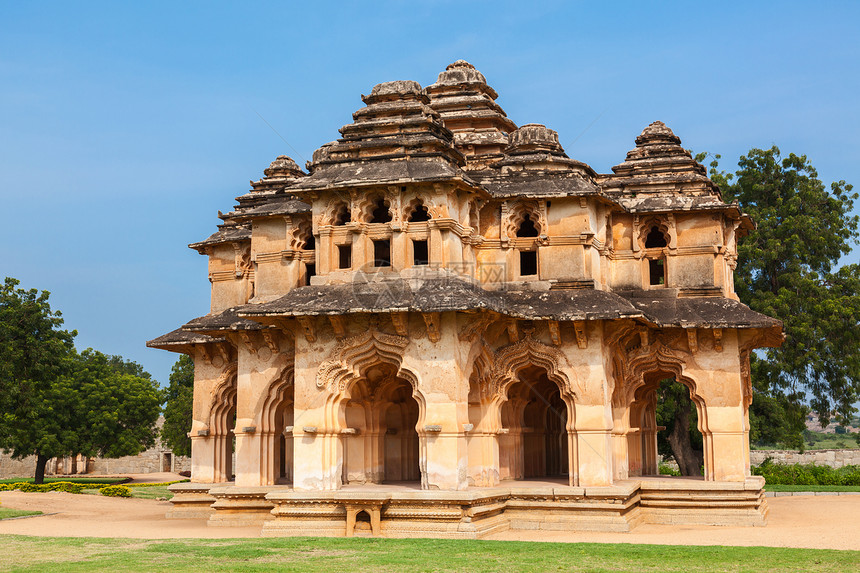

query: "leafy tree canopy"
xmin=0 ymin=277 xmax=161 ymax=482
xmin=160 ymin=354 xmax=195 ymax=457
xmin=699 ymin=148 xmax=860 ymax=429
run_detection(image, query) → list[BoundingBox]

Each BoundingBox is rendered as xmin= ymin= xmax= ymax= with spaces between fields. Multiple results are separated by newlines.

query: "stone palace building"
xmin=149 ymin=60 xmax=782 ymax=537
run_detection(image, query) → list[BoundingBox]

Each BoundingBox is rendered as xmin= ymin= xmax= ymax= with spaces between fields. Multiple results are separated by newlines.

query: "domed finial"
xmin=361 ymin=80 xmax=426 ymax=105
xmin=506 ymin=123 xmax=565 ymax=154
xmin=446 ymin=59 xmax=475 ymax=70
xmin=434 ymin=60 xmax=488 ymax=86
xmin=635 ymin=121 xmax=681 ymax=146
xmin=263 ymin=155 xmax=304 ymax=178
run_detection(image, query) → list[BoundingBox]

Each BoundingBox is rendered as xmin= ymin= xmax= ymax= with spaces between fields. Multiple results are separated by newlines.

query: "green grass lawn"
xmin=0 ymin=508 xmax=42 ymax=520
xmin=127 ymin=485 xmax=173 ymax=500
xmin=0 ymin=477 xmax=128 ymax=485
xmin=0 ymin=535 xmax=856 ymax=572
xmin=765 ymin=484 xmax=860 ymax=492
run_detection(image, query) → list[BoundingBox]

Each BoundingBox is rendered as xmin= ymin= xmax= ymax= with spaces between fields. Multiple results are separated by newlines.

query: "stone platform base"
xmin=166 ymin=483 xmax=217 ymax=519
xmin=167 ymin=476 xmax=768 ymax=538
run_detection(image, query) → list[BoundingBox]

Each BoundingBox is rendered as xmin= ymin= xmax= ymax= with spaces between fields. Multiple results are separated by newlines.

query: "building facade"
xmin=149 ymin=61 xmax=782 ymax=536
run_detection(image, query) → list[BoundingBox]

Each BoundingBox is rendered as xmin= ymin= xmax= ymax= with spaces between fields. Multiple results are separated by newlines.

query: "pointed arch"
xmin=490 ymin=336 xmax=578 ymax=402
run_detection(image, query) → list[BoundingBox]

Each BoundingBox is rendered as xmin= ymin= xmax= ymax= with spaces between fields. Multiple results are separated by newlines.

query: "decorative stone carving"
xmin=315 ymin=330 xmax=410 ymax=392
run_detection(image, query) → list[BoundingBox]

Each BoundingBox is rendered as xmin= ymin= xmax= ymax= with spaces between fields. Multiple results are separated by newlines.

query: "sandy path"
xmin=1 ymin=492 xmax=858 ymax=549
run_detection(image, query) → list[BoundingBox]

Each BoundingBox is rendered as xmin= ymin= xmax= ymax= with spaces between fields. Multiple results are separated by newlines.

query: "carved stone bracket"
xmin=547 ymin=320 xmax=561 ymax=346
xmin=297 ymin=316 xmax=316 ymax=342
xmin=239 ymin=331 xmax=257 ymax=355
xmin=573 ymin=321 xmax=587 ymax=349
xmin=422 ymin=312 xmax=441 ymax=343
xmin=458 ymin=312 xmax=493 ymax=342
xmin=329 ymin=315 xmax=346 ymax=339
xmin=391 ymin=312 xmax=409 ymax=337
xmin=261 ymin=330 xmax=279 ymax=354
xmin=507 ymin=319 xmax=519 ymax=343
xmin=686 ymin=328 xmax=698 ymax=354
xmin=713 ymin=328 xmax=723 ymax=352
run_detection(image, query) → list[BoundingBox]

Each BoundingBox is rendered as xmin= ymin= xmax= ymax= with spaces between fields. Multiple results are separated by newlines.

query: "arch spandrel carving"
xmin=316 ymin=329 xmax=410 ymax=393
xmin=612 ymin=338 xmax=696 ymax=407
xmin=489 ymin=336 xmax=581 ymax=402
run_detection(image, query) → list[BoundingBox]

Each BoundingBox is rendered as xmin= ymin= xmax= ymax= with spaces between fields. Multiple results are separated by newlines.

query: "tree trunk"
xmin=667 ymin=398 xmax=702 ymax=476
xmin=34 ymin=453 xmax=49 ymax=484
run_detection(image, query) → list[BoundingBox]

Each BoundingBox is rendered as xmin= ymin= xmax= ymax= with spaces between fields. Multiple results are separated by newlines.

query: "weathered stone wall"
xmin=1 ymin=417 xmax=191 ymax=478
xmin=0 ymin=447 xmax=191 ymax=478
xmin=0 ymin=454 xmax=41 ymax=478
xmin=750 ymin=449 xmax=860 ymax=468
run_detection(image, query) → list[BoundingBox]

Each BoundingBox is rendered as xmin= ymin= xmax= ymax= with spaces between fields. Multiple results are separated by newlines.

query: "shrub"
xmin=46 ymin=482 xmax=86 ymax=494
xmin=99 ymin=485 xmax=132 ymax=498
xmin=658 ymin=464 xmax=680 ymax=476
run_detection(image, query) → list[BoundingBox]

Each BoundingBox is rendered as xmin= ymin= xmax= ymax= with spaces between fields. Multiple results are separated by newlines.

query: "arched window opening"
xmin=369 ymin=197 xmax=392 ymax=223
xmin=408 ymin=202 xmax=431 ymax=222
xmin=303 ymin=234 xmax=315 ymax=251
xmin=333 ymin=203 xmax=351 ymax=226
xmin=516 ymin=213 xmax=539 ymax=238
xmin=645 ymin=225 xmax=668 ymax=248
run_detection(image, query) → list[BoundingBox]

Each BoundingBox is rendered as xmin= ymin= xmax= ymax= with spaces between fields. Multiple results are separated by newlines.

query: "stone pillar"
xmin=421 ymin=402 xmax=468 ymax=490
xmin=611 ymin=407 xmax=631 ymax=480
xmin=190 ymin=435 xmax=216 ymax=482
xmin=573 ymin=404 xmax=613 ymax=487
xmin=404 ymin=313 xmax=469 ymax=490
xmin=687 ymin=329 xmax=748 ymax=482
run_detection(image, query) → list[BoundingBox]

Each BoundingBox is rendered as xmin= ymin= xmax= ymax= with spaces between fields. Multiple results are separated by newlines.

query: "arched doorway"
xmin=499 ymin=366 xmax=570 ymax=481
xmin=341 ymin=363 xmax=422 ymax=485
xmin=210 ymin=390 xmax=236 ymax=483
xmin=629 ymin=371 xmax=707 ymax=478
xmin=259 ymin=372 xmax=294 ymax=486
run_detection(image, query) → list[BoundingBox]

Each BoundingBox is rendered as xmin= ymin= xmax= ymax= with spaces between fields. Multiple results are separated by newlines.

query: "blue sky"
xmin=1 ymin=1 xmax=858 ymax=386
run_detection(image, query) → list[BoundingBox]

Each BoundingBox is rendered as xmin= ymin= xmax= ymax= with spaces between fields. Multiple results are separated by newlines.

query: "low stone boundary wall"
xmin=750 ymin=449 xmax=860 ymax=468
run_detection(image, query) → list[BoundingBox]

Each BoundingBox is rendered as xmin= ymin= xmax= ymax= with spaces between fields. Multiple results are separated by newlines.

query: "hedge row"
xmin=753 ymin=460 xmax=860 ymax=485
xmin=0 ymin=482 xmax=89 ymax=494
xmin=0 ymin=479 xmax=189 ymax=494
xmin=126 ymin=480 xmax=189 ymax=488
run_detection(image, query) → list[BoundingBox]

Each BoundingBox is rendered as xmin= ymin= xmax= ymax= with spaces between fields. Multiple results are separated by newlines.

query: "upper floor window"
xmin=407 ymin=202 xmax=431 ymax=222
xmin=373 ymin=239 xmax=391 ymax=267
xmin=649 ymin=258 xmax=665 ymax=286
xmin=644 ymin=226 xmax=668 ymax=248
xmin=338 ymin=244 xmax=352 ymax=269
xmin=333 ymin=203 xmax=351 ymax=226
xmin=516 ymin=214 xmax=539 ymax=238
xmin=369 ymin=197 xmax=392 ymax=223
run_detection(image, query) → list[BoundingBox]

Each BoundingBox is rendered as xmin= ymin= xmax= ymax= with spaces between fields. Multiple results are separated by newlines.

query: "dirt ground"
xmin=2 ymin=484 xmax=859 ymax=550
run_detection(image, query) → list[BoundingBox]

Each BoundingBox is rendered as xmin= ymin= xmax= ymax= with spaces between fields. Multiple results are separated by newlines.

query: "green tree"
xmin=0 ymin=277 xmax=161 ymax=483
xmin=160 ymin=354 xmax=195 ymax=457
xmin=699 ymin=148 xmax=860 ymax=434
